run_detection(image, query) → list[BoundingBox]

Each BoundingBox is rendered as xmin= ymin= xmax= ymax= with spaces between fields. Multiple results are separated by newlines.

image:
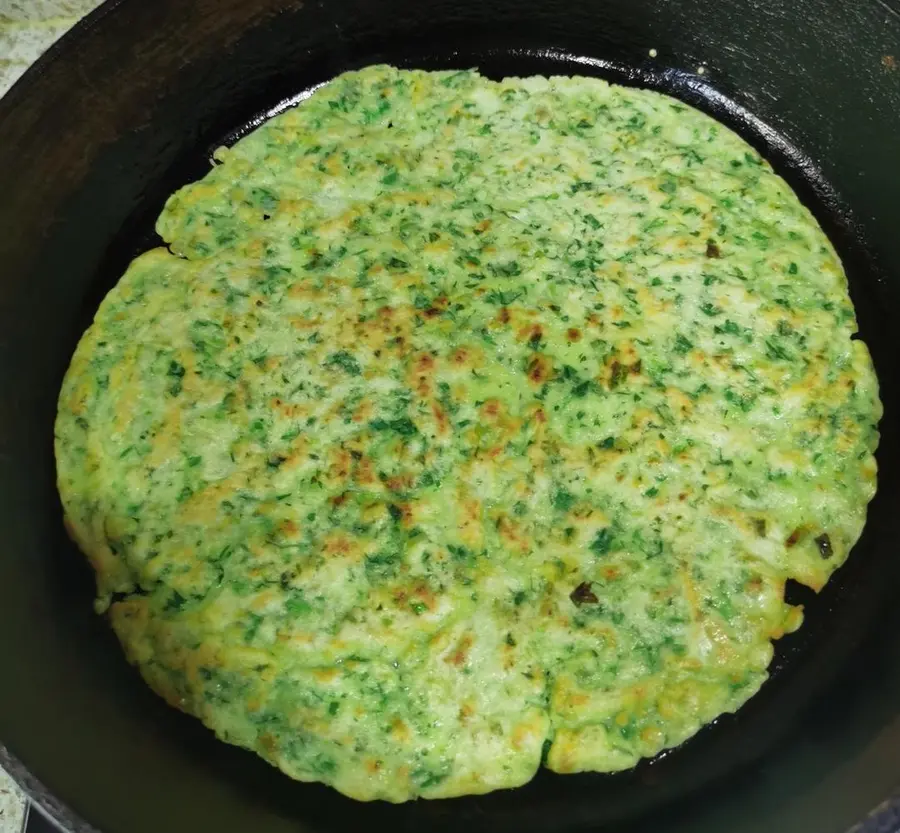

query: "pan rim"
xmin=1 ymin=1 xmax=899 ymax=832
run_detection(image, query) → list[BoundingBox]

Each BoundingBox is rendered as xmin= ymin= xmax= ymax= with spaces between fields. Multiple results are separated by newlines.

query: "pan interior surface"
xmin=55 ymin=60 xmax=880 ymax=805
xmin=0 ymin=2 xmax=898 ymax=833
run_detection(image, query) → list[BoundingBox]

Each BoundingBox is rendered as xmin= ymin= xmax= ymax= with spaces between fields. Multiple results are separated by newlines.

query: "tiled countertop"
xmin=0 ymin=4 xmax=105 ymax=828
xmin=0 ymin=1 xmax=102 ymax=93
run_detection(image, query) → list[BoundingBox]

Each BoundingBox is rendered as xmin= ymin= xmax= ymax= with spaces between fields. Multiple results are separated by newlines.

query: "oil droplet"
xmin=648 ymin=48 xmax=658 ymax=58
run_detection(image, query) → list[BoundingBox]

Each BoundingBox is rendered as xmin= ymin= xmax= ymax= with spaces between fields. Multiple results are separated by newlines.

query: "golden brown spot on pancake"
xmin=601 ymin=566 xmax=621 ymax=581
xmin=496 ymin=514 xmax=529 ymax=552
xmin=481 ymin=399 xmax=502 ymax=419
xmin=353 ymin=455 xmax=378 ymax=486
xmin=327 ymin=447 xmax=353 ymax=482
xmin=391 ymin=719 xmax=411 ymax=742
xmin=322 ymin=533 xmax=361 ymax=559
xmin=432 ymin=401 xmax=450 ymax=435
xmin=446 ymin=634 xmax=474 ymax=666
xmin=526 ymin=354 xmax=552 ymax=384
xmin=279 ymin=519 xmax=301 ymax=538
xmin=451 ymin=346 xmax=470 ymax=364
xmin=391 ymin=501 xmax=414 ymax=526
xmin=518 ymin=323 xmax=543 ymax=344
xmin=385 ymin=474 xmax=414 ymax=492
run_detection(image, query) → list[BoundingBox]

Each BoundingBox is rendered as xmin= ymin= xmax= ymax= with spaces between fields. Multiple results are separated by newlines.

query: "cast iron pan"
xmin=1 ymin=1 xmax=899 ymax=831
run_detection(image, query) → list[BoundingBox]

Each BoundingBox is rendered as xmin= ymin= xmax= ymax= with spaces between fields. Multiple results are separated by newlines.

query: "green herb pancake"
xmin=55 ymin=65 xmax=881 ymax=802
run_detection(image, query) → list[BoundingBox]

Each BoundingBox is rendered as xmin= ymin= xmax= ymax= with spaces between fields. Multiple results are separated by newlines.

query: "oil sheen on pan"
xmin=54 ymin=65 xmax=881 ymax=802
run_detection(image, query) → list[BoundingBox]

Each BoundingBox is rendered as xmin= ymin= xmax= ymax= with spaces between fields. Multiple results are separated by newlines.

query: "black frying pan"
xmin=1 ymin=1 xmax=899 ymax=831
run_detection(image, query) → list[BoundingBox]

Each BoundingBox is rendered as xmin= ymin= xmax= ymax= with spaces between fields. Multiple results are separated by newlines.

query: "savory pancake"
xmin=55 ymin=65 xmax=881 ymax=801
